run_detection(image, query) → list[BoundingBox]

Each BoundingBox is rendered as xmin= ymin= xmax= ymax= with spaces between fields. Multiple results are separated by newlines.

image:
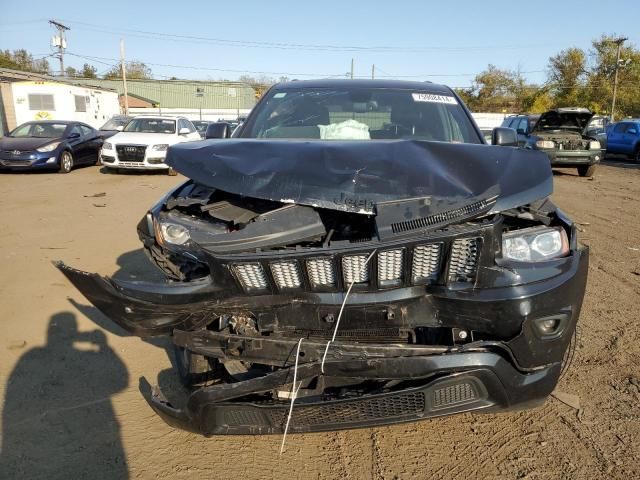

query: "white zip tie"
xmin=320 ymin=249 xmax=376 ymax=374
xmin=279 ymin=337 xmax=304 ymax=455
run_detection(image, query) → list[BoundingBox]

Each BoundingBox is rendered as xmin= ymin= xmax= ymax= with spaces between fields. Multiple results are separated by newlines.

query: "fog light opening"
xmin=533 ymin=314 xmax=569 ymax=338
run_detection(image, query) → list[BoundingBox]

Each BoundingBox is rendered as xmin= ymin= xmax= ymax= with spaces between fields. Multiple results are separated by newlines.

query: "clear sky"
xmin=1 ymin=0 xmax=638 ymax=87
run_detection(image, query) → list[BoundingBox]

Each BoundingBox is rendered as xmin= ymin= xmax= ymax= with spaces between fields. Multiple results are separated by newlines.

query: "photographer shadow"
xmin=0 ymin=312 xmax=129 ymax=479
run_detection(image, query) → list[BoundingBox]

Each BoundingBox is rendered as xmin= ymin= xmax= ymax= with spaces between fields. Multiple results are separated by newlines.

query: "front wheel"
xmin=58 ymin=151 xmax=73 ymax=173
xmin=577 ymin=164 xmax=596 ymax=177
xmin=632 ymin=146 xmax=640 ymax=163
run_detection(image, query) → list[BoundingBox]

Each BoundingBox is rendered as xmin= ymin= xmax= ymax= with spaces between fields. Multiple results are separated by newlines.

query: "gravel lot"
xmin=0 ymin=161 xmax=638 ymax=479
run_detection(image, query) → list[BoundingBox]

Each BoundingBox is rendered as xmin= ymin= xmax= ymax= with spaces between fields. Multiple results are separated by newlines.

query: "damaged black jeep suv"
xmin=58 ymin=80 xmax=588 ymax=435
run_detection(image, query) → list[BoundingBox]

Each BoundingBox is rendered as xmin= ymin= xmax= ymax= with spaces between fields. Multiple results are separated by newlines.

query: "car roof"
xmin=21 ymin=120 xmax=75 ymax=125
xmin=130 ymin=115 xmax=184 ymax=120
xmin=272 ymin=78 xmax=454 ymax=95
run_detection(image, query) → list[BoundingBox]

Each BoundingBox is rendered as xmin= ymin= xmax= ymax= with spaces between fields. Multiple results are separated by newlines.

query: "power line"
xmin=59 ymin=19 xmax=562 ymax=53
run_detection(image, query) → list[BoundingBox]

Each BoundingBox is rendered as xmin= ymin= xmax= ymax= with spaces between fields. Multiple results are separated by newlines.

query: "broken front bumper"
xmin=149 ymin=353 xmax=561 ymax=435
xmin=56 ymin=245 xmax=587 ymax=434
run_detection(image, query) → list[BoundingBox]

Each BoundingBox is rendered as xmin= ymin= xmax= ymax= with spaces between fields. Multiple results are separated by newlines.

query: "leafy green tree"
xmin=81 ymin=63 xmax=98 ymax=78
xmin=104 ymin=61 xmax=152 ymax=80
xmin=547 ymin=48 xmax=587 ymax=107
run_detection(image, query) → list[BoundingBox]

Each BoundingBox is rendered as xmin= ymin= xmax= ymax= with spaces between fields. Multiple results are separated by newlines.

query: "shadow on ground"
xmin=0 ymin=312 xmax=130 ymax=479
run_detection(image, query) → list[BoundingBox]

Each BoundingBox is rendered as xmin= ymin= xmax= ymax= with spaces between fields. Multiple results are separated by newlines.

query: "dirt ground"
xmin=0 ymin=160 xmax=638 ymax=480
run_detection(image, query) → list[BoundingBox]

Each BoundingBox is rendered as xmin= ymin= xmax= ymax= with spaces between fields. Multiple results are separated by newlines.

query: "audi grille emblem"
xmin=12 ymin=150 xmax=21 ymax=155
xmin=125 ymin=147 xmax=137 ymax=152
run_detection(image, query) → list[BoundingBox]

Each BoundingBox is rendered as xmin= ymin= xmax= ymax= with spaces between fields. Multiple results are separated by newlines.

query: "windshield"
xmin=241 ymin=87 xmax=481 ymax=143
xmin=192 ymin=121 xmax=210 ymax=132
xmin=124 ymin=118 xmax=176 ymax=134
xmin=101 ymin=117 xmax=130 ymax=130
xmin=11 ymin=123 xmax=67 ymax=138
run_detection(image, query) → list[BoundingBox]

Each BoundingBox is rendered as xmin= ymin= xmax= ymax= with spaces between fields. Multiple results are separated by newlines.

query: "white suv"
xmin=100 ymin=116 xmax=201 ymax=174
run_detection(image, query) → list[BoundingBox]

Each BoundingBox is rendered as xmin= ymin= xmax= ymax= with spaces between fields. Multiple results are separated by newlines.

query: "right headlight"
xmin=502 ymin=226 xmax=569 ymax=262
xmin=159 ymin=222 xmax=190 ymax=245
xmin=535 ymin=140 xmax=555 ymax=149
xmin=589 ymin=141 xmax=601 ymax=150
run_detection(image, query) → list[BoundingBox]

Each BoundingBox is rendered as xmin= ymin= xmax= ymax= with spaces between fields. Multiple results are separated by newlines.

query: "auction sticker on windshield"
xmin=412 ymin=93 xmax=458 ymax=104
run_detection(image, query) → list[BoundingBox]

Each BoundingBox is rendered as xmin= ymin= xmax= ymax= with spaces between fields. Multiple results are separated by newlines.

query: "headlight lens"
xmin=159 ymin=222 xmax=190 ymax=245
xmin=535 ymin=140 xmax=555 ymax=149
xmin=36 ymin=141 xmax=61 ymax=152
xmin=102 ymin=142 xmax=112 ymax=150
xmin=151 ymin=144 xmax=169 ymax=152
xmin=589 ymin=140 xmax=601 ymax=150
xmin=502 ymin=226 xmax=569 ymax=262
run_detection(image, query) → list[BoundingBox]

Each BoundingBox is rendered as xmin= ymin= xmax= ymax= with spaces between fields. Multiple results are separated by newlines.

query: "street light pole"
xmin=610 ymin=36 xmax=627 ymax=122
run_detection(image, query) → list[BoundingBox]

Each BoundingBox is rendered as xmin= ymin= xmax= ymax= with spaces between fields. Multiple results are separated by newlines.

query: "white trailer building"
xmin=0 ymin=68 xmax=120 ymax=135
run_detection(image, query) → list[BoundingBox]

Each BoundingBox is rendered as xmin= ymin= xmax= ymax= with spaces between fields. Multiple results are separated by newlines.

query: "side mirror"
xmin=516 ymin=128 xmax=526 ymax=135
xmin=68 ymin=132 xmax=81 ymax=139
xmin=205 ymin=122 xmax=231 ymax=139
xmin=116 ymin=125 xmax=124 ymax=131
xmin=492 ymin=127 xmax=518 ymax=147
xmin=178 ymin=127 xmax=191 ymax=135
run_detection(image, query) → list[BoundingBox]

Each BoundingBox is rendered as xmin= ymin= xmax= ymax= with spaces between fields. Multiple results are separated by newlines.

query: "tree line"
xmin=455 ymin=35 xmax=640 ymax=118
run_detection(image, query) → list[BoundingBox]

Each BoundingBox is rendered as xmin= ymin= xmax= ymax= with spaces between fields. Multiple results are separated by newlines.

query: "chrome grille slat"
xmin=306 ymin=258 xmax=336 ymax=287
xmin=412 ymin=243 xmax=443 ymax=282
xmin=378 ymin=249 xmax=404 ymax=285
xmin=271 ymin=261 xmax=302 ymax=289
xmin=342 ymin=255 xmax=370 ymax=284
xmin=233 ymin=263 xmax=268 ymax=290
xmin=448 ymin=238 xmax=481 ymax=282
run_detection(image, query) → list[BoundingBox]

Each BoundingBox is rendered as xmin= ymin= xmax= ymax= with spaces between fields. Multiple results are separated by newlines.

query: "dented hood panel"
xmin=166 ymin=139 xmax=552 ymax=214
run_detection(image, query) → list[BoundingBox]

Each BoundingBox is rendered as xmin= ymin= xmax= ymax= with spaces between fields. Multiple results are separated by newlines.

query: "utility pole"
xmin=610 ymin=36 xmax=627 ymax=122
xmin=371 ymin=64 xmax=375 ymax=80
xmin=120 ymin=39 xmax=129 ymax=116
xmin=350 ymin=58 xmax=354 ymax=79
xmin=49 ymin=20 xmax=69 ymax=76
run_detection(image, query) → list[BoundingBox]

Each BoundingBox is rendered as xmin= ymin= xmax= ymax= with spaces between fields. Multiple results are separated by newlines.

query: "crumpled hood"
xmin=166 ymin=139 xmax=552 ymax=214
xmin=532 ymin=109 xmax=594 ymax=134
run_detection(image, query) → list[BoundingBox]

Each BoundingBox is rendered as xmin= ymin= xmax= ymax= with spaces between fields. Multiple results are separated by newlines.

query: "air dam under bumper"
xmin=149 ymin=354 xmax=561 ymax=435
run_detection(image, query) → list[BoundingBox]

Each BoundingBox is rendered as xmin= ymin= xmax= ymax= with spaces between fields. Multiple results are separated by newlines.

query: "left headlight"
xmin=589 ymin=141 xmax=601 ymax=150
xmin=102 ymin=142 xmax=112 ymax=150
xmin=159 ymin=222 xmax=190 ymax=245
xmin=36 ymin=141 xmax=61 ymax=153
xmin=535 ymin=140 xmax=555 ymax=149
xmin=502 ymin=226 xmax=569 ymax=262
xmin=151 ymin=144 xmax=169 ymax=152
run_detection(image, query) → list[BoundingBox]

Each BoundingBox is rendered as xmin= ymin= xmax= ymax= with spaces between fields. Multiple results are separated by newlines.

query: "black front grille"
xmin=116 ymin=145 xmax=146 ymax=162
xmin=231 ymin=236 xmax=483 ymax=294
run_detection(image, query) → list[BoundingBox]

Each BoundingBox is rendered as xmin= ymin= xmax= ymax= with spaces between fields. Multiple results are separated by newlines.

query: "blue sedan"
xmin=0 ymin=121 xmax=103 ymax=173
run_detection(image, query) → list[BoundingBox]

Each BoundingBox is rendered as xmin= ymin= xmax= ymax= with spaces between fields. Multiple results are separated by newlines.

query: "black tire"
xmin=144 ymin=242 xmax=208 ymax=281
xmin=173 ymin=344 xmax=218 ymax=389
xmin=577 ymin=164 xmax=596 ymax=177
xmin=632 ymin=146 xmax=640 ymax=163
xmin=58 ymin=150 xmax=73 ymax=173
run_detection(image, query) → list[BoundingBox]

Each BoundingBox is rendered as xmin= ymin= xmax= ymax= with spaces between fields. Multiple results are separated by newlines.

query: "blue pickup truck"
xmin=606 ymin=120 xmax=640 ymax=162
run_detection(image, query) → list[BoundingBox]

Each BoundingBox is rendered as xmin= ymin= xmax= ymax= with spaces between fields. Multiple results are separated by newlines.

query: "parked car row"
xmin=0 ymin=115 xmax=245 ymax=174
